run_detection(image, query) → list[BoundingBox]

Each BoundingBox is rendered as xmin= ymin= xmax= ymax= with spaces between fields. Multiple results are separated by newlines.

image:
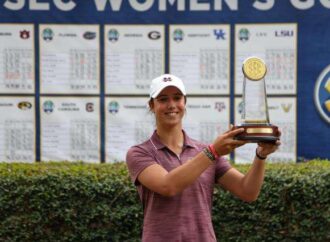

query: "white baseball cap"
xmin=149 ymin=74 xmax=186 ymax=98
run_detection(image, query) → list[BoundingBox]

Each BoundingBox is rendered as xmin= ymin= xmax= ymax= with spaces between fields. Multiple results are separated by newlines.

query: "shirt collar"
xmin=150 ymin=130 xmax=197 ymax=150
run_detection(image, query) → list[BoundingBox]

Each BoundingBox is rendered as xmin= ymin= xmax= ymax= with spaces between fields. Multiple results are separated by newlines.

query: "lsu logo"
xmin=314 ymin=65 xmax=330 ymax=123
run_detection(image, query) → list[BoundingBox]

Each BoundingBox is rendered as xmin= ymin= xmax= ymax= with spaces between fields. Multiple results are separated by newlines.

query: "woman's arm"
xmin=217 ymin=140 xmax=281 ymax=202
xmin=137 ymin=128 xmax=246 ymax=197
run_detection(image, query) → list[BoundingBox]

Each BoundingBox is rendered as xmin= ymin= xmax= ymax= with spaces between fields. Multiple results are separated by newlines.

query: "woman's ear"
xmin=148 ymin=99 xmax=154 ymax=112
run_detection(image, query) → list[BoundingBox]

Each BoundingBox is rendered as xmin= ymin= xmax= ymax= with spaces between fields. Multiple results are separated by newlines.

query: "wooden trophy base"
xmin=233 ymin=123 xmax=279 ymax=143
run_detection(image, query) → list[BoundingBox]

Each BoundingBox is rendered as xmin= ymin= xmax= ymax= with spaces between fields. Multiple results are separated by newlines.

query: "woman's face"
xmin=150 ymin=86 xmax=186 ymax=128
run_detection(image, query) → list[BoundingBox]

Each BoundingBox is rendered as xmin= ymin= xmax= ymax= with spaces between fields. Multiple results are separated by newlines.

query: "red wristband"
xmin=208 ymin=144 xmax=219 ymax=159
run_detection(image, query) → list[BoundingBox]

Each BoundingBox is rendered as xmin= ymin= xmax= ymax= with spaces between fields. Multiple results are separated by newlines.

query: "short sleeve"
xmin=126 ymin=146 xmax=157 ymax=185
xmin=214 ymin=156 xmax=232 ymax=181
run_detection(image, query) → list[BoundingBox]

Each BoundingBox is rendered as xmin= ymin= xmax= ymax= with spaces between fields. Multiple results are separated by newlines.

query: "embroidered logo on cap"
xmin=163 ymin=77 xmax=172 ymax=82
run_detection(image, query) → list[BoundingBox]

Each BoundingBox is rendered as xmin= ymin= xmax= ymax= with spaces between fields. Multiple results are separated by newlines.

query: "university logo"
xmin=43 ymin=100 xmax=54 ymax=114
xmin=215 ymin=102 xmax=226 ymax=112
xmin=20 ymin=30 xmax=30 ymax=39
xmin=148 ymin=31 xmax=161 ymax=40
xmin=83 ymin=31 xmax=96 ymax=40
xmin=314 ymin=65 xmax=330 ymax=123
xmin=108 ymin=101 xmax=119 ymax=114
xmin=213 ymin=29 xmax=226 ymax=40
xmin=281 ymin=103 xmax=292 ymax=113
xmin=18 ymin=101 xmax=32 ymax=110
xmin=86 ymin=102 xmax=94 ymax=112
xmin=173 ymin=29 xmax=184 ymax=42
xmin=108 ymin=29 xmax=119 ymax=42
xmin=239 ymin=28 xmax=250 ymax=42
xmin=42 ymin=28 xmax=54 ymax=42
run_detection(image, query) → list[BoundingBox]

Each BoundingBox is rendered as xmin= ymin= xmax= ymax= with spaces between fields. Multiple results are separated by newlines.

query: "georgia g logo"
xmin=314 ymin=65 xmax=330 ymax=124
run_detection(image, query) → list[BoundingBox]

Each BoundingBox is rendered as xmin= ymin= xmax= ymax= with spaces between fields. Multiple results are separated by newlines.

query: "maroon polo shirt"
xmin=126 ymin=130 xmax=232 ymax=242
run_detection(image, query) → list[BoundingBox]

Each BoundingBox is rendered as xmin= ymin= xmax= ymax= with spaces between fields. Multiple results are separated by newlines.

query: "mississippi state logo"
xmin=314 ymin=65 xmax=330 ymax=123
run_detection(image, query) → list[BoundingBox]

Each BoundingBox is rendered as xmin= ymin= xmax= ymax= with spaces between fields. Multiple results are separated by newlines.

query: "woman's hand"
xmin=213 ymin=126 xmax=248 ymax=156
xmin=256 ymin=130 xmax=281 ymax=158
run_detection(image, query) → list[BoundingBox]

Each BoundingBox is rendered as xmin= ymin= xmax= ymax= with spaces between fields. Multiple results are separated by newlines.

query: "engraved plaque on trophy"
xmin=234 ymin=57 xmax=279 ymax=142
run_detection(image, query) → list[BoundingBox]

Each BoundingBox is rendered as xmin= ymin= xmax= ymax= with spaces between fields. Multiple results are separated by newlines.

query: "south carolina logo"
xmin=314 ymin=65 xmax=330 ymax=123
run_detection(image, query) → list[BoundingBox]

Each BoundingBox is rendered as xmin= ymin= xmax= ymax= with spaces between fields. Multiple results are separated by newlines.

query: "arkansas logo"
xmin=20 ymin=30 xmax=30 ymax=39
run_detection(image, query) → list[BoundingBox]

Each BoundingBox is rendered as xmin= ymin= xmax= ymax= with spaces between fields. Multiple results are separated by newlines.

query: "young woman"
xmin=126 ymin=74 xmax=280 ymax=241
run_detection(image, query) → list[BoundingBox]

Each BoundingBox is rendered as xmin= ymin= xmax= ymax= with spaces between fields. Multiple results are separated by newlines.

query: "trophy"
xmin=234 ymin=56 xmax=279 ymax=142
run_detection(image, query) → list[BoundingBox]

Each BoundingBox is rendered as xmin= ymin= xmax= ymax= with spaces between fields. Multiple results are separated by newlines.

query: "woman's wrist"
xmin=203 ymin=147 xmax=216 ymax=164
xmin=255 ymin=148 xmax=267 ymax=160
xmin=208 ymin=144 xmax=219 ymax=159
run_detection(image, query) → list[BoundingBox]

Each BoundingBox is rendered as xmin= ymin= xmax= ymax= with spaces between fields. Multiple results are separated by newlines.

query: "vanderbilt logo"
xmin=281 ymin=103 xmax=292 ymax=113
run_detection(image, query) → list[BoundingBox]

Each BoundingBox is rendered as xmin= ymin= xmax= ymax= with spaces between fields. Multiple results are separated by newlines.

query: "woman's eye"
xmin=158 ymin=97 xmax=168 ymax=102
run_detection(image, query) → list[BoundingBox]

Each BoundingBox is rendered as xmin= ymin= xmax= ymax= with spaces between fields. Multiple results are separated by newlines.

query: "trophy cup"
xmin=234 ymin=57 xmax=279 ymax=142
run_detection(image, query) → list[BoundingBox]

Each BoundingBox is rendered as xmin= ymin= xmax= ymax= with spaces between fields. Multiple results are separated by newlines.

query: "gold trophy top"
xmin=242 ymin=57 xmax=267 ymax=81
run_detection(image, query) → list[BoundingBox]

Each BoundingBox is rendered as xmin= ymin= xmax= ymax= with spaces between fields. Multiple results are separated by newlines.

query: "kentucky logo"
xmin=173 ymin=29 xmax=184 ymax=42
xmin=108 ymin=29 xmax=119 ymax=42
xmin=213 ymin=29 xmax=226 ymax=40
xmin=20 ymin=30 xmax=30 ymax=39
xmin=42 ymin=28 xmax=54 ymax=42
xmin=239 ymin=28 xmax=250 ymax=42
xmin=43 ymin=100 xmax=54 ymax=114
xmin=314 ymin=65 xmax=330 ymax=123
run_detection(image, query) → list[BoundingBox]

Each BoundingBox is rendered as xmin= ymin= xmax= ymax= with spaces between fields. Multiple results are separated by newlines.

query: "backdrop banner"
xmin=0 ymin=1 xmax=329 ymax=162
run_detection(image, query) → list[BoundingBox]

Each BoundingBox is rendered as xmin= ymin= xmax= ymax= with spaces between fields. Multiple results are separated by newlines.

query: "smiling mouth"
xmin=165 ymin=112 xmax=178 ymax=116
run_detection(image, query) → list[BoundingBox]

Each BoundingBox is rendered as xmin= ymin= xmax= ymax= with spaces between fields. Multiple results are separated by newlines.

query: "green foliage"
xmin=0 ymin=160 xmax=329 ymax=241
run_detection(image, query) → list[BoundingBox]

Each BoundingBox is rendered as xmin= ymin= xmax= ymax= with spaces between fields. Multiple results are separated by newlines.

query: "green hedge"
xmin=0 ymin=160 xmax=329 ymax=242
